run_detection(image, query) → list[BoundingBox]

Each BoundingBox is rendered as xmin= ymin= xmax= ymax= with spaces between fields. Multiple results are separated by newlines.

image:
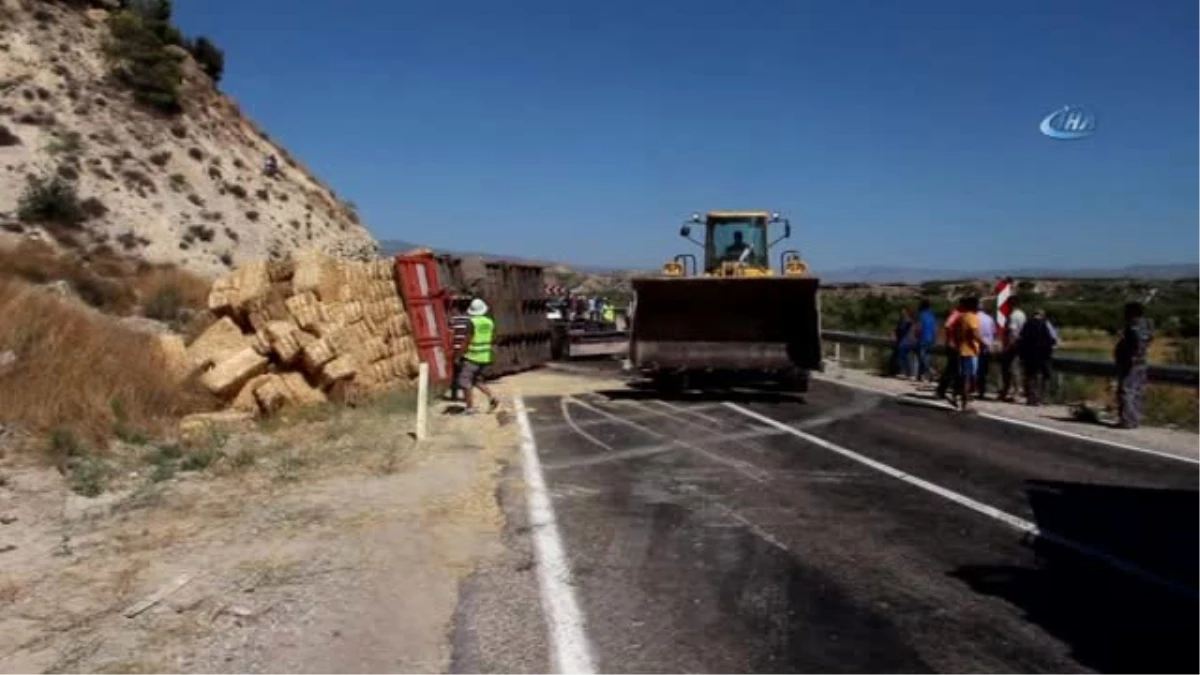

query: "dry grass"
xmin=0 ymin=240 xmax=210 ymax=323
xmin=0 ymin=279 xmax=218 ymax=447
xmin=1057 ymin=327 xmax=1190 ymax=365
xmin=133 ymin=264 xmax=210 ymax=324
xmin=1142 ymin=386 xmax=1200 ymax=429
xmin=0 ymin=580 xmax=19 ymax=606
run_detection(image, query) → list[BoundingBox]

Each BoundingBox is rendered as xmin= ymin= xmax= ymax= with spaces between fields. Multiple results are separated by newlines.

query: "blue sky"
xmin=174 ymin=0 xmax=1198 ymax=271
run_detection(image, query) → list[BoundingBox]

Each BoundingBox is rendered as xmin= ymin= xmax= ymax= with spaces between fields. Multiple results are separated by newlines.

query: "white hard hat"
xmin=467 ymin=298 xmax=489 ymax=316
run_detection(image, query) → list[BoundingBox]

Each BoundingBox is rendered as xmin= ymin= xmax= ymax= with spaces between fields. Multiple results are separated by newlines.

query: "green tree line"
xmin=821 ymin=280 xmax=1199 ymax=340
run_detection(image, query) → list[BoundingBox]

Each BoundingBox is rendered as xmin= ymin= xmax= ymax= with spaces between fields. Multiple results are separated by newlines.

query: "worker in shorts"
xmin=456 ymin=298 xmax=500 ymax=415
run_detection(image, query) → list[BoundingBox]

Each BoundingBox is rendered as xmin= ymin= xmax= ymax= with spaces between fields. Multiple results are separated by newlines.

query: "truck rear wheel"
xmin=651 ymin=370 xmax=688 ymax=394
xmin=784 ymin=368 xmax=810 ymax=393
xmin=550 ymin=324 xmax=568 ymax=360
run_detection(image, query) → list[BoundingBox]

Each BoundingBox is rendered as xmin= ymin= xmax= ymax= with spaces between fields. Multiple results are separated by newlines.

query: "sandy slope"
xmin=0 ymin=0 xmax=378 ymax=277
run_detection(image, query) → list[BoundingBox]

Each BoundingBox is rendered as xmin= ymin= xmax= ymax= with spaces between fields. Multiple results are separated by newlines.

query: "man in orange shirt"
xmin=955 ymin=296 xmax=983 ymax=412
xmin=935 ymin=299 xmax=965 ymax=401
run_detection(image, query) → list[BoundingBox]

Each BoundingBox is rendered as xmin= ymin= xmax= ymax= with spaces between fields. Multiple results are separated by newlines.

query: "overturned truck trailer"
xmin=434 ymin=255 xmax=553 ymax=377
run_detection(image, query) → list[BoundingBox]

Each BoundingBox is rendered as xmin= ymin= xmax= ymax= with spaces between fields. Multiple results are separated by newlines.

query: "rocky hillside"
xmin=0 ymin=0 xmax=378 ymax=277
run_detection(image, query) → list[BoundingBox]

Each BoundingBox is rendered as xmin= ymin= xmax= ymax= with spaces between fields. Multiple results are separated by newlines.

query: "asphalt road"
xmin=469 ymin=375 xmax=1198 ymax=674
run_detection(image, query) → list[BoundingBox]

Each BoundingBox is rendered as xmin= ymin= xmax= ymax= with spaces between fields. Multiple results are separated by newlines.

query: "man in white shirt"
xmin=977 ymin=299 xmax=998 ymax=399
xmin=999 ymin=297 xmax=1027 ymax=401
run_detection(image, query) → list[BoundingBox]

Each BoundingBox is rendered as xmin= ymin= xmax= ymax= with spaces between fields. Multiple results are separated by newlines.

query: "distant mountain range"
xmin=380 ymin=241 xmax=1196 ymax=283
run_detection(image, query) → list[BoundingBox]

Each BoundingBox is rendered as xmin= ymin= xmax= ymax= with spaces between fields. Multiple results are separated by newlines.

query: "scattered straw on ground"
xmin=0 ymin=385 xmax=512 ymax=673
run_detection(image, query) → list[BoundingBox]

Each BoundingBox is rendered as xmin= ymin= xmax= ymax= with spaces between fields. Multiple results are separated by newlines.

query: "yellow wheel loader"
xmin=628 ymin=210 xmax=821 ymax=392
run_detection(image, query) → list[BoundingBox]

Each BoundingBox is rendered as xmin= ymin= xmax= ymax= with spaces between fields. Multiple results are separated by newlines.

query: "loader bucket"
xmin=630 ymin=276 xmax=821 ymax=372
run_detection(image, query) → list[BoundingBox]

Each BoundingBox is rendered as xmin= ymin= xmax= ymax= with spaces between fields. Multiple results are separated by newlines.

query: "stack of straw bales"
xmin=170 ymin=250 xmax=420 ymax=423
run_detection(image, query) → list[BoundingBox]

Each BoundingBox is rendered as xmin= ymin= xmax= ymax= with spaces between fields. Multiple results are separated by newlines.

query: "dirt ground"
xmin=0 ymin=386 xmax=528 ymax=674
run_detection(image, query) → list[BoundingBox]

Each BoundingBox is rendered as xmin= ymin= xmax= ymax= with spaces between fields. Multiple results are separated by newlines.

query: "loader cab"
xmin=679 ymin=211 xmax=788 ymax=274
xmin=706 ymin=215 xmax=769 ymax=272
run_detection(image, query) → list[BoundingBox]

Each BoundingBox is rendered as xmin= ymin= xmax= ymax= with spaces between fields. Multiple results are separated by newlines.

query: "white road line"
xmin=514 ymin=396 xmax=597 ymax=675
xmin=814 ymin=374 xmax=1200 ymax=466
xmin=723 ymin=402 xmax=1199 ymax=600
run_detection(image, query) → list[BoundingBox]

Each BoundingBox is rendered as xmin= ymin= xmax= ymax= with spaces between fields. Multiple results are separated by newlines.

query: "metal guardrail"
xmin=820 ymin=330 xmax=1199 ymax=388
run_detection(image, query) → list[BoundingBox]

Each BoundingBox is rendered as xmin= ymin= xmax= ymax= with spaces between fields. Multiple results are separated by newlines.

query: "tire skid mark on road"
xmin=648 ymin=399 xmax=727 ymax=426
xmin=614 ymin=399 xmax=779 ymax=457
xmin=562 ymin=395 xmax=771 ymax=483
xmin=560 ymin=397 xmax=616 ymax=452
xmin=708 ymin=502 xmax=794 ymax=555
xmin=725 ymin=402 xmax=1200 ymax=601
xmin=531 ymin=402 xmax=727 ymax=437
xmin=541 ymin=427 xmax=792 ymax=471
xmin=649 ymin=392 xmax=884 ymax=435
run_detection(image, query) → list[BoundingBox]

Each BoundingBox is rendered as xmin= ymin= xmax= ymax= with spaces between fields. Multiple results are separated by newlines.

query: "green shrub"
xmin=188 ymin=35 xmax=224 ymax=83
xmin=104 ymin=9 xmax=184 ymax=114
xmin=0 ymin=124 xmax=20 ymax=146
xmin=110 ymin=397 xmax=150 ymax=444
xmin=46 ymin=428 xmax=111 ymax=496
xmin=48 ymin=428 xmax=86 ymax=464
xmin=69 ymin=456 xmax=111 ymax=496
xmin=143 ymin=283 xmax=184 ymax=321
xmin=343 ymin=200 xmax=360 ymax=225
xmin=17 ymin=174 xmax=84 ymax=226
xmin=71 ymin=273 xmax=135 ymax=311
xmin=150 ymin=460 xmax=176 ymax=482
xmin=181 ymin=447 xmax=218 ymax=471
xmin=45 ymin=130 xmax=83 ymax=156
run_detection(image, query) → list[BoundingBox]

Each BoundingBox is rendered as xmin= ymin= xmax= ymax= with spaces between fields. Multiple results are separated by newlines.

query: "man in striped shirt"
xmin=446 ymin=296 xmax=472 ymax=402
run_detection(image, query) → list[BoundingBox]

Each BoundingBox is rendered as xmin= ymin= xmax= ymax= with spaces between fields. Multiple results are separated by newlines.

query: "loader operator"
xmin=456 ymin=298 xmax=500 ymax=415
xmin=723 ymin=231 xmax=753 ymax=262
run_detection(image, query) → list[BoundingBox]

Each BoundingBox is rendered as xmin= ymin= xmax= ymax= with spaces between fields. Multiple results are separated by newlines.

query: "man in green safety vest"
xmin=455 ymin=298 xmax=500 ymax=414
xmin=602 ymin=304 xmax=616 ymax=326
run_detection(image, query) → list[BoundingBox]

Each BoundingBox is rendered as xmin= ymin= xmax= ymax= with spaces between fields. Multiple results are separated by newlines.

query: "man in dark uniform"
xmin=723 ymin=231 xmax=752 ymax=262
xmin=1019 ymin=309 xmax=1055 ymax=405
xmin=445 ymin=294 xmax=472 ymax=402
xmin=1114 ymin=301 xmax=1153 ymax=428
